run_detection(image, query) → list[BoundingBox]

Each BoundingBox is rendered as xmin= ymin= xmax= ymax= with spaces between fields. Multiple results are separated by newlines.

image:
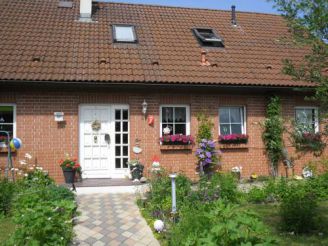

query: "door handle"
xmin=105 ymin=134 xmax=110 ymax=144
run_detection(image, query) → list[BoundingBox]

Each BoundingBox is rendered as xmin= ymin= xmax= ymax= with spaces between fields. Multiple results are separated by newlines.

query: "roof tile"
xmin=0 ymin=0 xmax=313 ymax=87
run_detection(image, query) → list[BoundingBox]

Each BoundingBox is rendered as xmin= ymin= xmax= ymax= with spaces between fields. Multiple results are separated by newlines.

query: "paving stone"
xmin=74 ymin=193 xmax=159 ymax=245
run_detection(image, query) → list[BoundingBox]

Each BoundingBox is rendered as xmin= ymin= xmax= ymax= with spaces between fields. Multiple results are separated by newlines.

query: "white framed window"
xmin=160 ymin=105 xmax=190 ymax=136
xmin=295 ymin=107 xmax=319 ymax=133
xmin=112 ymin=24 xmax=137 ymax=43
xmin=0 ymin=104 xmax=16 ymax=139
xmin=219 ymin=106 xmax=246 ymax=135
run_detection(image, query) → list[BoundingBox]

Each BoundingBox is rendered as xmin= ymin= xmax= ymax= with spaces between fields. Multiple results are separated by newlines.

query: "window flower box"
xmin=292 ymin=131 xmax=325 ymax=154
xmin=0 ymin=147 xmax=16 ymax=153
xmin=160 ymin=134 xmax=194 ymax=150
xmin=219 ymin=134 xmax=248 ymax=144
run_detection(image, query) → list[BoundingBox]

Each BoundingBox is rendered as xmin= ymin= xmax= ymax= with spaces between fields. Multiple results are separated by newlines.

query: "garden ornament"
xmin=163 ymin=125 xmax=171 ymax=135
xmin=302 ymin=166 xmax=313 ymax=179
xmin=10 ymin=137 xmax=22 ymax=150
xmin=91 ymin=120 xmax=101 ymax=131
xmin=169 ymin=173 xmax=177 ymax=214
xmin=154 ymin=220 xmax=164 ymax=233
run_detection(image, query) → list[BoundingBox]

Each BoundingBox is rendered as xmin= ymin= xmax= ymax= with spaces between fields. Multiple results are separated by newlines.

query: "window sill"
xmin=219 ymin=143 xmax=248 ymax=149
xmin=160 ymin=145 xmax=193 ymax=151
xmin=0 ymin=147 xmax=15 ymax=153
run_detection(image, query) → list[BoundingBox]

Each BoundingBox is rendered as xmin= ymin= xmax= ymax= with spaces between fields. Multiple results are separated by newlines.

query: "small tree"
xmin=263 ymin=96 xmax=284 ymax=177
xmin=270 ymin=0 xmax=328 ymax=131
xmin=196 ymin=112 xmax=214 ymax=143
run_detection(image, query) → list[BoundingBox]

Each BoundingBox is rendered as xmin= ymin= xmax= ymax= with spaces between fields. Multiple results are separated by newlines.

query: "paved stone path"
xmin=74 ymin=193 xmax=160 ymax=246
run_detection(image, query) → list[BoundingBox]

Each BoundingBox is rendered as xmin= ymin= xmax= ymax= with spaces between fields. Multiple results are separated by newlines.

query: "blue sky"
xmin=105 ymin=0 xmax=279 ymax=14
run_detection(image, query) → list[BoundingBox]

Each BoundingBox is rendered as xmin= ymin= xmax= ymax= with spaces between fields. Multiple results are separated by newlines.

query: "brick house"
xmin=0 ymin=0 xmax=326 ymax=183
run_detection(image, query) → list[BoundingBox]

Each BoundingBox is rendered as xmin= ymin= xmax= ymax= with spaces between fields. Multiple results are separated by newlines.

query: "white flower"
xmin=25 ymin=153 xmax=32 ymax=160
xmin=47 ymin=217 xmax=51 ymax=221
xmin=19 ymin=160 xmax=27 ymax=165
xmin=36 ymin=167 xmax=43 ymax=170
xmin=24 ymin=174 xmax=28 ymax=177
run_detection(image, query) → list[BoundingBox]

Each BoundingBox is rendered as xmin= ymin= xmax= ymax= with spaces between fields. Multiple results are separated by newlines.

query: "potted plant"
xmin=126 ymin=159 xmax=144 ymax=180
xmin=59 ymin=157 xmax=81 ymax=184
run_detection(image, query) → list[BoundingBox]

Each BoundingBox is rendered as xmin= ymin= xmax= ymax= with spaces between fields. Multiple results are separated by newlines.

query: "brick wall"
xmin=0 ymin=86 xmax=326 ymax=182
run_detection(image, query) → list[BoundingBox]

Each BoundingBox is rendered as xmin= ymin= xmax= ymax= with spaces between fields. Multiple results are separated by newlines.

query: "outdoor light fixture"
xmin=142 ymin=99 xmax=148 ymax=116
xmin=169 ymin=173 xmax=177 ymax=214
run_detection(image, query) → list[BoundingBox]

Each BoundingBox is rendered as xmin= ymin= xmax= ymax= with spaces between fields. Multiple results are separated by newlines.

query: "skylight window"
xmin=113 ymin=25 xmax=137 ymax=43
xmin=193 ymin=28 xmax=224 ymax=47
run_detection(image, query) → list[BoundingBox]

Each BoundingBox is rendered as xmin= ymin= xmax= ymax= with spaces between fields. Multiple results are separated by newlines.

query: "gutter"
xmin=0 ymin=80 xmax=315 ymax=91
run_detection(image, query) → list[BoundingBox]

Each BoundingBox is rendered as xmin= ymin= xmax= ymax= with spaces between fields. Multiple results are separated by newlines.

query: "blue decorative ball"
xmin=10 ymin=138 xmax=22 ymax=150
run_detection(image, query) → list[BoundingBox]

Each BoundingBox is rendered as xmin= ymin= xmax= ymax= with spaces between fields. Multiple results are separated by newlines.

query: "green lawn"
xmin=244 ymin=201 xmax=328 ymax=246
xmin=0 ymin=217 xmax=15 ymax=243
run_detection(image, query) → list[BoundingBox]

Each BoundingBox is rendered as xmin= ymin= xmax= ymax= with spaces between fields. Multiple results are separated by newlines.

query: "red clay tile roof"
xmin=0 ymin=0 xmax=313 ymax=87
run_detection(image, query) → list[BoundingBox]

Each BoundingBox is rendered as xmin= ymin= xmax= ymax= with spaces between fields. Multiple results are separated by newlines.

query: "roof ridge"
xmin=103 ymin=1 xmax=281 ymax=16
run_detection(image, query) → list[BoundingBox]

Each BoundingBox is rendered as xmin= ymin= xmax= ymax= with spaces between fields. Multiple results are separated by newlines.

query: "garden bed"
xmin=137 ymin=169 xmax=328 ymax=246
xmin=0 ymin=170 xmax=77 ymax=245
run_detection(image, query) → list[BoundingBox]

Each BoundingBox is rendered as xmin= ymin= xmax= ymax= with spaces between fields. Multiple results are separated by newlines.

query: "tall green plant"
xmin=263 ymin=96 xmax=284 ymax=177
xmin=196 ymin=113 xmax=213 ymax=143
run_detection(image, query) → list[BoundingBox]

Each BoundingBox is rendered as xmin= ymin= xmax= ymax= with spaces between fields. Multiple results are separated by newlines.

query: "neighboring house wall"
xmin=0 ymin=86 xmax=326 ymax=183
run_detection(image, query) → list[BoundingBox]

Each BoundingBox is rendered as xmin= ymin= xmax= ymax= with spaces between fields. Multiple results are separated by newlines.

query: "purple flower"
xmin=206 ymin=152 xmax=212 ymax=158
xmin=205 ymin=158 xmax=212 ymax=164
xmin=199 ymin=154 xmax=205 ymax=159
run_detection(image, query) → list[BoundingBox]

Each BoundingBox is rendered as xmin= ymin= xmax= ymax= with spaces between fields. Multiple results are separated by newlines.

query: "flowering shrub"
xmin=219 ymin=134 xmax=248 ymax=144
xmin=291 ymin=128 xmax=326 ymax=155
xmin=58 ymin=156 xmax=81 ymax=173
xmin=196 ymin=139 xmax=220 ymax=174
xmin=0 ymin=135 xmax=8 ymax=143
xmin=160 ymin=134 xmax=194 ymax=145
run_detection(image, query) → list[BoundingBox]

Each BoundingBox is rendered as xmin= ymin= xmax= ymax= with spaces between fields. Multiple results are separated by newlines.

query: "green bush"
xmin=280 ymin=182 xmax=318 ymax=234
xmin=147 ymin=170 xmax=192 ymax=218
xmin=170 ymin=200 xmax=276 ymax=246
xmin=246 ymin=178 xmax=289 ymax=204
xmin=7 ymin=185 xmax=76 ymax=245
xmin=0 ymin=179 xmax=16 ymax=215
xmin=198 ymin=173 xmax=239 ymax=203
xmin=21 ymin=169 xmax=54 ymax=187
xmin=306 ymin=172 xmax=328 ymax=200
xmin=246 ymin=187 xmax=267 ymax=203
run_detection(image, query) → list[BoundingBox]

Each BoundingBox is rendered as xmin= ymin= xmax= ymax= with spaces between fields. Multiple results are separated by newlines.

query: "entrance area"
xmin=79 ymin=105 xmax=129 ymax=179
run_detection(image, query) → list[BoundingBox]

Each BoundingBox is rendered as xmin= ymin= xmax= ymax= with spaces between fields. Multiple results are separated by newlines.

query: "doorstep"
xmin=75 ymin=178 xmax=142 ymax=187
xmin=72 ymin=178 xmax=149 ymax=195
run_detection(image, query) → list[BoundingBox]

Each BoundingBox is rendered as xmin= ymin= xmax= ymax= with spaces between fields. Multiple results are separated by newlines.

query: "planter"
xmin=63 ymin=169 xmax=76 ymax=184
xmin=130 ymin=165 xmax=144 ymax=180
xmin=160 ymin=145 xmax=193 ymax=151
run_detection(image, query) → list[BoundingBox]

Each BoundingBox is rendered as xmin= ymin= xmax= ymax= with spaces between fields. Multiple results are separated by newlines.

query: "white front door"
xmin=79 ymin=105 xmax=129 ymax=179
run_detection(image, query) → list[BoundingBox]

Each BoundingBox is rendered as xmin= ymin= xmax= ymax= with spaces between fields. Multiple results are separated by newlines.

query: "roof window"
xmin=113 ymin=25 xmax=137 ymax=43
xmin=193 ymin=28 xmax=224 ymax=47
